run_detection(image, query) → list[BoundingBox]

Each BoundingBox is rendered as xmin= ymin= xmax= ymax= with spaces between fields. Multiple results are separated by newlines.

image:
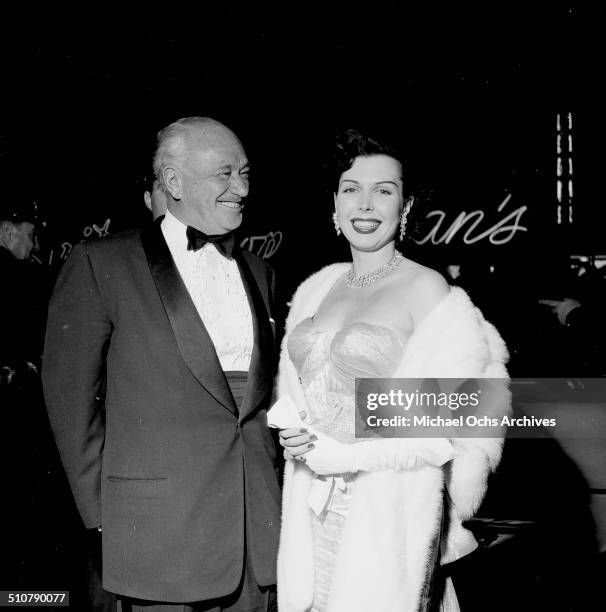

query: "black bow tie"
xmin=185 ymin=226 xmax=238 ymax=258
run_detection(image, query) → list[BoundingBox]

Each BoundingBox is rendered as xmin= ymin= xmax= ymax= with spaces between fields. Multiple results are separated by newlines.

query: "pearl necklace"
xmin=344 ymin=251 xmax=404 ymax=289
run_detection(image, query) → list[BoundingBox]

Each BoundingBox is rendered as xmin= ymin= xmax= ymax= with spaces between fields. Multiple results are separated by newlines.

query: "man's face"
xmin=7 ymin=221 xmax=37 ymax=260
xmin=177 ymin=129 xmax=250 ymax=234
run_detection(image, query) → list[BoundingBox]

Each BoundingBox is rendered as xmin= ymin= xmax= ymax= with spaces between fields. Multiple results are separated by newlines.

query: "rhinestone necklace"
xmin=344 ymin=251 xmax=404 ymax=289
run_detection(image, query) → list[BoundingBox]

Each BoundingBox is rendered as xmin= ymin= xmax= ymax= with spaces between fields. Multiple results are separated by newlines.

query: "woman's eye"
xmin=342 ymin=187 xmax=357 ymax=193
xmin=377 ymin=188 xmax=392 ymax=195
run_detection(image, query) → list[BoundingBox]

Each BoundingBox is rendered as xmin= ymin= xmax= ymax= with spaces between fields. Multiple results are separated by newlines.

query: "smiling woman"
xmin=272 ymin=128 xmax=511 ymax=611
xmin=336 ymin=154 xmax=404 ymax=251
xmin=331 ymin=130 xmax=414 ymax=273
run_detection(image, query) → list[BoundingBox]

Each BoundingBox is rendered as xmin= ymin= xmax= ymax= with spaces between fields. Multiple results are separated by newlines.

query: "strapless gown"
xmin=288 ymin=317 xmax=405 ymax=612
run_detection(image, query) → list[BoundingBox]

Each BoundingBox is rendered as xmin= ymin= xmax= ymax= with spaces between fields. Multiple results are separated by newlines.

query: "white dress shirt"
xmin=161 ymin=210 xmax=253 ymax=372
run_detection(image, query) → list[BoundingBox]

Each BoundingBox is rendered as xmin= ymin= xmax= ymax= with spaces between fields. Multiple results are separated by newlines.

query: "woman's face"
xmin=334 ymin=154 xmax=404 ymax=252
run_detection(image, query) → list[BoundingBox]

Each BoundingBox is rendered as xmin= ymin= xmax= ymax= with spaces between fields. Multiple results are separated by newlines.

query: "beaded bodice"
xmin=287 ymin=317 xmax=406 ymax=443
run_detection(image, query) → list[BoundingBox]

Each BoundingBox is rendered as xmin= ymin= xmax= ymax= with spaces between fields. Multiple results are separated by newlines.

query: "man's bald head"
xmin=153 ymin=117 xmax=241 ymax=182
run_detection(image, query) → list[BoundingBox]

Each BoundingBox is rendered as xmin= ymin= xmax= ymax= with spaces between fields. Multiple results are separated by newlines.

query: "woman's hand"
xmin=282 ymin=429 xmax=457 ymax=475
xmin=280 ymin=429 xmax=358 ymax=475
xmin=279 ymin=428 xmax=317 ymax=462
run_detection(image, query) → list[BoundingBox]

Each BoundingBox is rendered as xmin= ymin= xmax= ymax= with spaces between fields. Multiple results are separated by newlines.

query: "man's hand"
xmin=279 ymin=428 xmax=316 ymax=461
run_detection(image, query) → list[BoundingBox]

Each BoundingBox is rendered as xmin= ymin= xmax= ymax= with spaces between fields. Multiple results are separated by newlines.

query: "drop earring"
xmin=399 ymin=197 xmax=414 ymax=241
xmin=333 ymin=211 xmax=341 ymax=236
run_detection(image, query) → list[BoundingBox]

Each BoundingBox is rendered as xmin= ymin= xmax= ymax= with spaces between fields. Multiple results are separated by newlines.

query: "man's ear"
xmin=143 ymin=191 xmax=152 ymax=211
xmin=162 ymin=166 xmax=183 ymax=200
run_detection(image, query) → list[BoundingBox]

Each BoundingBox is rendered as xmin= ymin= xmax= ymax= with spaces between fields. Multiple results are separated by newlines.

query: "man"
xmin=0 ymin=202 xmax=41 ymax=384
xmin=144 ymin=176 xmax=169 ymax=220
xmin=0 ymin=209 xmax=38 ymax=261
xmin=43 ymin=117 xmax=280 ymax=611
xmin=0 ymin=201 xmax=74 ymax=591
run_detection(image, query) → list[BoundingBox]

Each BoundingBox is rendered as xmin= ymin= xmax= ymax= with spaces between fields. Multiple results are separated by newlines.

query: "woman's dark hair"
xmin=327 ymin=128 xmax=408 ymax=195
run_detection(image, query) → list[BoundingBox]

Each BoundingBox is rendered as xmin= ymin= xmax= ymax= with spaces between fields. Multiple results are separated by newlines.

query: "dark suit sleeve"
xmin=42 ymin=243 xmax=112 ymax=528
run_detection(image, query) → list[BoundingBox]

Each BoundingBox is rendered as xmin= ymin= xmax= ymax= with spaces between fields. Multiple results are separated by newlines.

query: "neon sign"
xmin=415 ymin=194 xmax=527 ymax=246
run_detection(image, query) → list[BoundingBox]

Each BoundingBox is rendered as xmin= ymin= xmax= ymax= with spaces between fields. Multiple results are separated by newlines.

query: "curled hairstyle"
xmin=327 ymin=128 xmax=409 ymax=195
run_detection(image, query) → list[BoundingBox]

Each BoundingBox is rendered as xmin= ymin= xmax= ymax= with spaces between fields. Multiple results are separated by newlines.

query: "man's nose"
xmin=231 ymin=175 xmax=249 ymax=198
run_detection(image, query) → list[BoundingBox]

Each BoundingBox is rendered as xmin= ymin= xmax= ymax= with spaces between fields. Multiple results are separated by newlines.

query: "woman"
xmin=270 ymin=129 xmax=510 ymax=611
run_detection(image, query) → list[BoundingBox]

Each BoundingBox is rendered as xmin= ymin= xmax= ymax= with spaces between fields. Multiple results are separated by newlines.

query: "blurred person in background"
xmin=539 ymin=260 xmax=606 ymax=376
xmin=143 ymin=174 xmax=168 ymax=220
xmin=0 ymin=199 xmax=42 ymax=381
xmin=0 ymin=196 xmax=78 ymax=593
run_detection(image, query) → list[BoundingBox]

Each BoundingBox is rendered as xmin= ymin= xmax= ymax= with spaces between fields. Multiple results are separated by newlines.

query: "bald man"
xmin=43 ymin=118 xmax=280 ymax=611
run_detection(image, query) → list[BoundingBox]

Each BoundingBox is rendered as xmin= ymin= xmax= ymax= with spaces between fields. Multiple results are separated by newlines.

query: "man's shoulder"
xmin=81 ymin=227 xmax=143 ymax=255
xmin=65 ymin=228 xmax=147 ymax=275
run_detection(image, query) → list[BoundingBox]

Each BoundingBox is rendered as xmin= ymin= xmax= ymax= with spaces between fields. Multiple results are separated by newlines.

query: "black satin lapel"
xmin=235 ymin=253 xmax=274 ymax=421
xmin=140 ymin=221 xmax=237 ymax=416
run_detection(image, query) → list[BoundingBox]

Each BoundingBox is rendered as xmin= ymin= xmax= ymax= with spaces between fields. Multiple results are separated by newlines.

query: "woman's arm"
xmin=281 ymin=428 xmax=457 ymax=476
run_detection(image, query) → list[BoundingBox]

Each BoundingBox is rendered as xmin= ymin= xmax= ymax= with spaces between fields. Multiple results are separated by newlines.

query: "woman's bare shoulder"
xmin=396 ymin=259 xmax=449 ymax=293
xmin=394 ymin=260 xmax=450 ymax=322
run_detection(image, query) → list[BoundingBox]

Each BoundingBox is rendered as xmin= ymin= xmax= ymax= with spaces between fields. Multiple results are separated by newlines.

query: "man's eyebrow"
xmin=214 ymin=161 xmax=251 ymax=171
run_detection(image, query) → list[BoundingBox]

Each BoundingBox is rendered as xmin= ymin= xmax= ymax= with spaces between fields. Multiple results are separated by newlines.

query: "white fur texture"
xmin=276 ymin=265 xmax=510 ymax=611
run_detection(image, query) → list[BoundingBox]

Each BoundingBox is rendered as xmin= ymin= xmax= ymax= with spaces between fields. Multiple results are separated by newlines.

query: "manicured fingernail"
xmin=300 ymin=428 xmax=308 ymax=434
xmin=308 ymin=443 xmax=315 ymax=449
xmin=310 ymin=435 xmax=318 ymax=441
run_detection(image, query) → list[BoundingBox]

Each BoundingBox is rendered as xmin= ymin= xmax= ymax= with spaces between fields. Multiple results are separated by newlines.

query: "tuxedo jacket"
xmin=42 ymin=219 xmax=281 ymax=602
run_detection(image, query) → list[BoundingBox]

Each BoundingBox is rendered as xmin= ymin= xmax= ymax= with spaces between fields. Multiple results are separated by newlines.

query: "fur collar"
xmin=277 ymin=263 xmax=510 ymax=611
